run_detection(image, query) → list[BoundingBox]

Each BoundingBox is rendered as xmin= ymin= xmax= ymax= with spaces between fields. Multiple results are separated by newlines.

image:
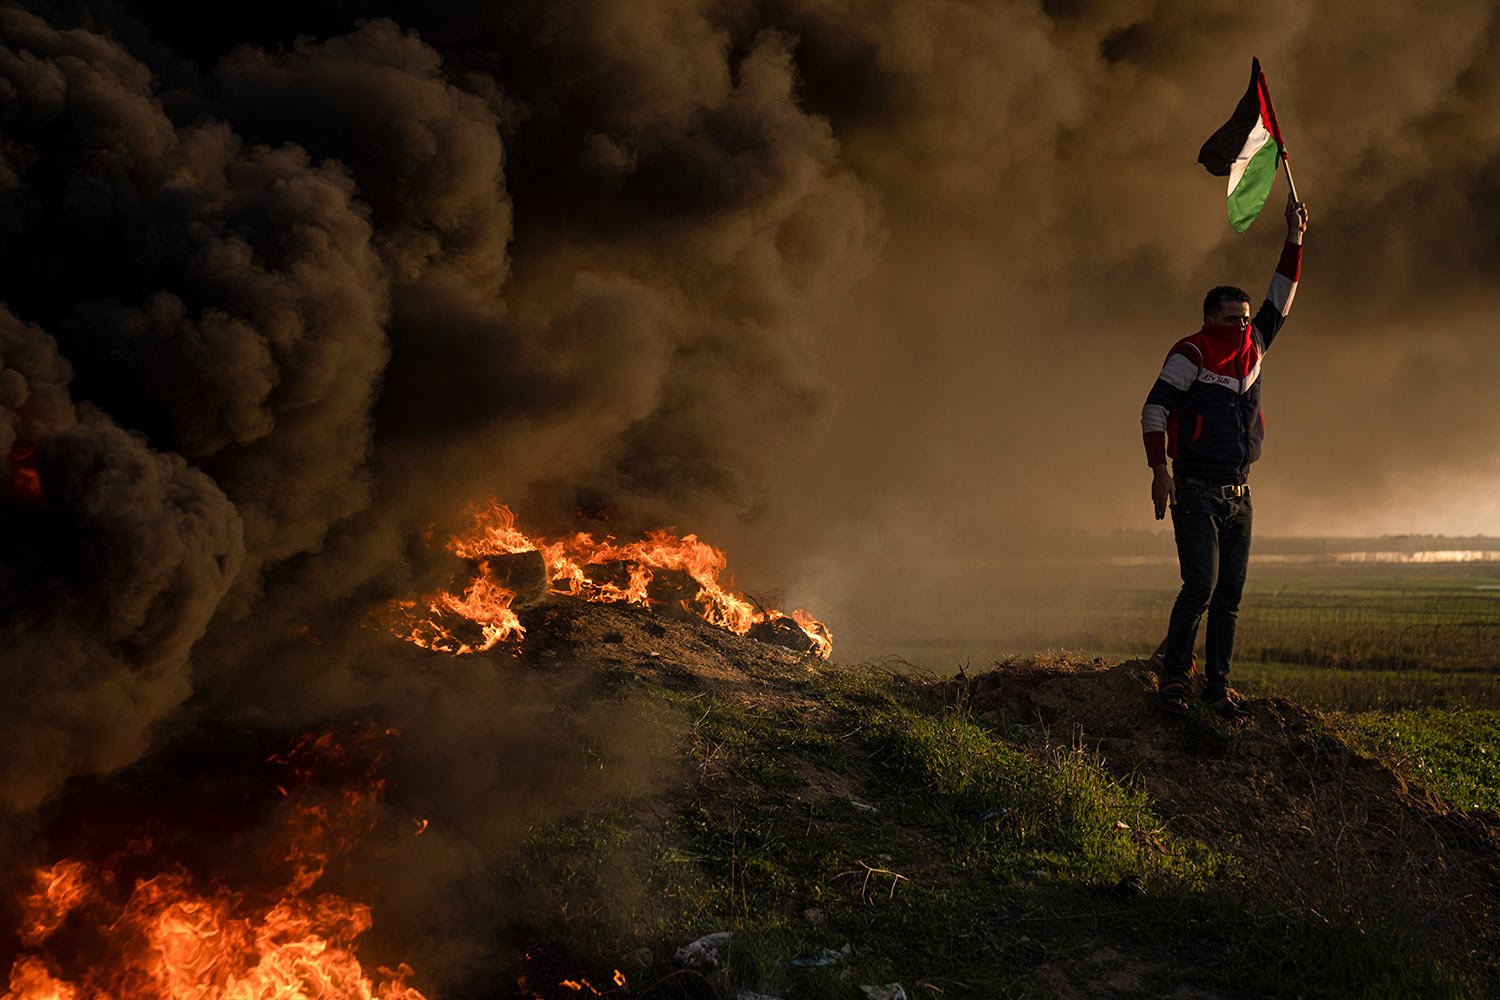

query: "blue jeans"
xmin=1161 ymin=479 xmax=1253 ymax=690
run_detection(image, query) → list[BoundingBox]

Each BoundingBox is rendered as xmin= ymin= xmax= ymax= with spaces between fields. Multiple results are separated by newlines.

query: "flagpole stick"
xmin=1281 ymin=149 xmax=1300 ymax=204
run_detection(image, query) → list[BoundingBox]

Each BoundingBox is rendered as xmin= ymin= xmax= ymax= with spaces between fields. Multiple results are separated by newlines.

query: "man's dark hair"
xmin=1202 ymin=285 xmax=1251 ymax=318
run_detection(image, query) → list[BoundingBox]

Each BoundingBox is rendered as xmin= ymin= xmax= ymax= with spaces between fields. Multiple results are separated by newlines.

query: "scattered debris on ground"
xmin=674 ymin=931 xmax=733 ymax=970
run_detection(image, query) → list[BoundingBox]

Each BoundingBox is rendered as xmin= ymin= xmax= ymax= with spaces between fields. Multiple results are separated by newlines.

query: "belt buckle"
xmin=1219 ymin=483 xmax=1248 ymax=499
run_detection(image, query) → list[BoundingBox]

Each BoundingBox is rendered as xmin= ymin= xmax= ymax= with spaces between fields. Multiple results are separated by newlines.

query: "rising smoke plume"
xmin=0 ymin=0 xmax=881 ymax=815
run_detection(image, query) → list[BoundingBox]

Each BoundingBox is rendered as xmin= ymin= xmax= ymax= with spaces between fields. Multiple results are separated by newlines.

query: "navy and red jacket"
xmin=1141 ymin=241 xmax=1302 ymax=482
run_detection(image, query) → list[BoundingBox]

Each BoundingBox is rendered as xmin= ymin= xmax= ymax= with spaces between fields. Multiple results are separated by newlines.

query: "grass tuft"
xmin=505 ymin=664 xmax=1487 ymax=998
xmin=1333 ymin=708 xmax=1500 ymax=813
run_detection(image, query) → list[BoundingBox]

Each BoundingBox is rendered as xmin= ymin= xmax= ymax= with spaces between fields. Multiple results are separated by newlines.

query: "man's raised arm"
xmin=1252 ymin=194 xmax=1309 ymax=350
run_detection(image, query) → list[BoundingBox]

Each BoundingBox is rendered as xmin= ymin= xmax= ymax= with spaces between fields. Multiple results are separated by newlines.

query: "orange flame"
xmin=383 ymin=501 xmax=832 ymax=659
xmin=2 ymin=729 xmax=428 ymax=1000
xmin=381 ymin=562 xmax=526 ymax=655
xmin=449 ymin=499 xmax=536 ymax=559
xmin=18 ymin=862 xmax=90 ymax=946
xmin=4 ymin=959 xmax=77 ymax=1000
xmin=790 ymin=609 xmax=833 ymax=660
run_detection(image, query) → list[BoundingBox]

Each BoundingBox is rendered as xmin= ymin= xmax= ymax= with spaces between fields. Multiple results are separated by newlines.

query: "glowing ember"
xmin=383 ymin=501 xmax=832 ymax=659
xmin=2 ymin=728 xmax=429 ymax=1000
xmin=4 ymin=444 xmax=43 ymax=504
xmin=517 ymin=960 xmax=628 ymax=1000
xmin=557 ymin=971 xmax=627 ymax=995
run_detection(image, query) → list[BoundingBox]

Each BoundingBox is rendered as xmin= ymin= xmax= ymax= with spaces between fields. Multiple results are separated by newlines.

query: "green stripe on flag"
xmin=1228 ymin=140 xmax=1281 ymax=233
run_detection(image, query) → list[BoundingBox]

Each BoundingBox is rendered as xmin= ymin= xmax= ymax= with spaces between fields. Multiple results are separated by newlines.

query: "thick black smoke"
xmin=0 ymin=305 xmax=242 ymax=812
xmin=2 ymin=6 xmax=881 ymax=982
xmin=0 ymin=0 xmax=882 ymax=820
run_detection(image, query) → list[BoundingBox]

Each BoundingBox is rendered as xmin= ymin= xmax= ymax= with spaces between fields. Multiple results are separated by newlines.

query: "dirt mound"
xmin=514 ymin=595 xmax=819 ymax=698
xmin=956 ymin=655 xmax=1500 ymax=976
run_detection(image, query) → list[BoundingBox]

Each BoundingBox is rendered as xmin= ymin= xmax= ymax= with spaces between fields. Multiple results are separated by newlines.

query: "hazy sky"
xmin=794 ymin=0 xmax=1500 ymax=543
xmin=3 ymin=0 xmax=1499 ymax=811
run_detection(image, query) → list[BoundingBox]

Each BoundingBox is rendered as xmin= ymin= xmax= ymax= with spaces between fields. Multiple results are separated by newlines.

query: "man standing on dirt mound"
xmin=1141 ymin=193 xmax=1309 ymax=719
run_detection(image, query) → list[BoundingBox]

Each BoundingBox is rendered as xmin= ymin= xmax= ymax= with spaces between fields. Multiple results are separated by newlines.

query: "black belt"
xmin=1181 ymin=477 xmax=1250 ymax=499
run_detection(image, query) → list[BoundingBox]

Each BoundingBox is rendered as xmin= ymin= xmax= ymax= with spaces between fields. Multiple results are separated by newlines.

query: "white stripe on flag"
xmin=1226 ymin=119 xmax=1272 ymax=196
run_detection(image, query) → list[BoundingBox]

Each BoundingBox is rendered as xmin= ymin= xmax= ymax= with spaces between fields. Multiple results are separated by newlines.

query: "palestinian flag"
xmin=1198 ymin=58 xmax=1286 ymax=233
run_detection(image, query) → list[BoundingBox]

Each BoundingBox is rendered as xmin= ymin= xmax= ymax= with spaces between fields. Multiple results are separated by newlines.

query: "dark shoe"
xmin=1158 ymin=677 xmax=1191 ymax=716
xmin=1150 ymin=639 xmax=1198 ymax=678
xmin=1201 ymin=688 xmax=1249 ymax=721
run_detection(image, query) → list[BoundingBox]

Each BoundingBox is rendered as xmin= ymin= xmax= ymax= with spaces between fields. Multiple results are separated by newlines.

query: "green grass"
xmin=506 ymin=665 xmax=1482 ymax=999
xmin=910 ymin=563 xmax=1500 ymax=727
xmin=1333 ymin=709 xmax=1500 ymax=813
xmin=853 ymin=690 xmax=1227 ymax=889
xmin=910 ymin=562 xmax=1500 ymax=687
xmin=1234 ymin=661 xmax=1500 ymax=711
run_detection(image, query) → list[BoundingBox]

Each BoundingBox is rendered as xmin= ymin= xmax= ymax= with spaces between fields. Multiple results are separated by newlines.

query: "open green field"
xmin=831 ymin=555 xmax=1500 ymax=819
xmin=1065 ymin=562 xmax=1499 ymax=709
xmin=849 ymin=559 xmax=1500 ymax=709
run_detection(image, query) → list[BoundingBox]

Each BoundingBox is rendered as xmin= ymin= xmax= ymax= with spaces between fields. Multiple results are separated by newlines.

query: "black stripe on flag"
xmin=1197 ymin=57 xmax=1264 ymax=177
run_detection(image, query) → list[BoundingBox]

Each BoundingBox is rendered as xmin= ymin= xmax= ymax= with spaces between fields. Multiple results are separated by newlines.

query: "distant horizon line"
xmin=1104 ymin=529 xmax=1499 ymax=542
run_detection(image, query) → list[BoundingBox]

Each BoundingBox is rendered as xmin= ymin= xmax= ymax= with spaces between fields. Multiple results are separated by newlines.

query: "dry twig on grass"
xmin=834 ymin=859 xmax=911 ymax=902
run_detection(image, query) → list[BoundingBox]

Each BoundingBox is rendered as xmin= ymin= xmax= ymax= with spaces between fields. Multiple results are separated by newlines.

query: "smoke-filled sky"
xmin=2 ymin=0 xmax=1499 ymax=814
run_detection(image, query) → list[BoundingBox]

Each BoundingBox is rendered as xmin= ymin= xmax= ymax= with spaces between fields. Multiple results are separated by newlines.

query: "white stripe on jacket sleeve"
xmin=1267 ymin=271 xmax=1297 ymax=316
xmin=1159 ymin=352 xmax=1198 ymax=391
xmin=1141 ymin=402 xmax=1169 ymax=435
